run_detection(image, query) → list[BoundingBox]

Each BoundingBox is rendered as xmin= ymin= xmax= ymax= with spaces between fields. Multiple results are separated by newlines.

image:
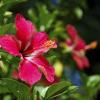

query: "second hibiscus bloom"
xmin=0 ymin=14 xmax=57 ymax=85
xmin=65 ymin=24 xmax=97 ymax=70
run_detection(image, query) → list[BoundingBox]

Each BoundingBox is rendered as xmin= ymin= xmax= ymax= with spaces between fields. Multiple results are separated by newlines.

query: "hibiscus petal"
xmin=23 ymin=32 xmax=48 ymax=55
xmin=82 ymin=57 xmax=90 ymax=67
xmin=66 ymin=25 xmax=86 ymax=50
xmin=72 ymin=53 xmax=84 ymax=70
xmin=0 ymin=35 xmax=20 ymax=56
xmin=19 ymin=59 xmax=42 ymax=85
xmin=32 ymin=32 xmax=49 ymax=48
xmin=24 ymin=32 xmax=57 ymax=56
xmin=66 ymin=24 xmax=78 ymax=40
xmin=75 ymin=38 xmax=86 ymax=50
xmin=15 ymin=13 xmax=36 ymax=49
xmin=31 ymin=56 xmax=55 ymax=82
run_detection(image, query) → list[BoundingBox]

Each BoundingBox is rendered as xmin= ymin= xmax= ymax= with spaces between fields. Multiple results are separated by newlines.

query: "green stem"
xmin=33 ymin=94 xmax=37 ymax=100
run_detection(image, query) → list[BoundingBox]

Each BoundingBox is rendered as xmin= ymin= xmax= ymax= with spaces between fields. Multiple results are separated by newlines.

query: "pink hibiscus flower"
xmin=0 ymin=14 xmax=57 ymax=85
xmin=66 ymin=24 xmax=97 ymax=70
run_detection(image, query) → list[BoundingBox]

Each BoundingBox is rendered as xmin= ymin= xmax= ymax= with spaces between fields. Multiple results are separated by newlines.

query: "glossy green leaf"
xmin=0 ymin=85 xmax=9 ymax=94
xmin=0 ymin=78 xmax=30 ymax=100
xmin=87 ymin=75 xmax=100 ymax=88
xmin=40 ymin=81 xmax=78 ymax=99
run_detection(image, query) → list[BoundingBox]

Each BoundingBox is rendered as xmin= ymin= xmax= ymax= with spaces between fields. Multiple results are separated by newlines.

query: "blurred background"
xmin=0 ymin=0 xmax=100 ymax=100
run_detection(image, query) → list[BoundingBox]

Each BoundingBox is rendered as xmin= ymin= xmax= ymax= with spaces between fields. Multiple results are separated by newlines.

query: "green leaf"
xmin=0 ymin=84 xmax=9 ymax=94
xmin=87 ymin=75 xmax=100 ymax=88
xmin=0 ymin=0 xmax=26 ymax=8
xmin=0 ymin=78 xmax=30 ymax=100
xmin=38 ymin=4 xmax=57 ymax=30
xmin=3 ymin=95 xmax=12 ymax=100
xmin=0 ymin=0 xmax=26 ymax=17
xmin=40 ymin=81 xmax=78 ymax=99
xmin=32 ymin=87 xmax=38 ymax=100
xmin=40 ymin=87 xmax=49 ymax=98
xmin=28 ymin=9 xmax=38 ymax=24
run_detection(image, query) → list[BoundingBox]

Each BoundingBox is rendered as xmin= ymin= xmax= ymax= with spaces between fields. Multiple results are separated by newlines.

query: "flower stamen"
xmin=42 ymin=40 xmax=57 ymax=49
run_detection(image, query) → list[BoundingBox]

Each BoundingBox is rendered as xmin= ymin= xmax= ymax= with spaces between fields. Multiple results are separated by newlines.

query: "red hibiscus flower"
xmin=66 ymin=24 xmax=97 ymax=70
xmin=0 ymin=14 xmax=57 ymax=85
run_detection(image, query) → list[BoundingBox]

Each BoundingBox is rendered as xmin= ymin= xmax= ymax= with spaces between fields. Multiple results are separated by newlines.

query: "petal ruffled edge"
xmin=31 ymin=56 xmax=55 ymax=82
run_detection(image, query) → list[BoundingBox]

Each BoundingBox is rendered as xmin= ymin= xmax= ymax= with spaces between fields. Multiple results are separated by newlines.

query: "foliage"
xmin=0 ymin=0 xmax=100 ymax=100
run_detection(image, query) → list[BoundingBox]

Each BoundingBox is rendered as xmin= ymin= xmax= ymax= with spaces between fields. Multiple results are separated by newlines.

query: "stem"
xmin=32 ymin=86 xmax=38 ymax=100
xmin=28 ymin=86 xmax=34 ymax=100
xmin=33 ymin=94 xmax=37 ymax=100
